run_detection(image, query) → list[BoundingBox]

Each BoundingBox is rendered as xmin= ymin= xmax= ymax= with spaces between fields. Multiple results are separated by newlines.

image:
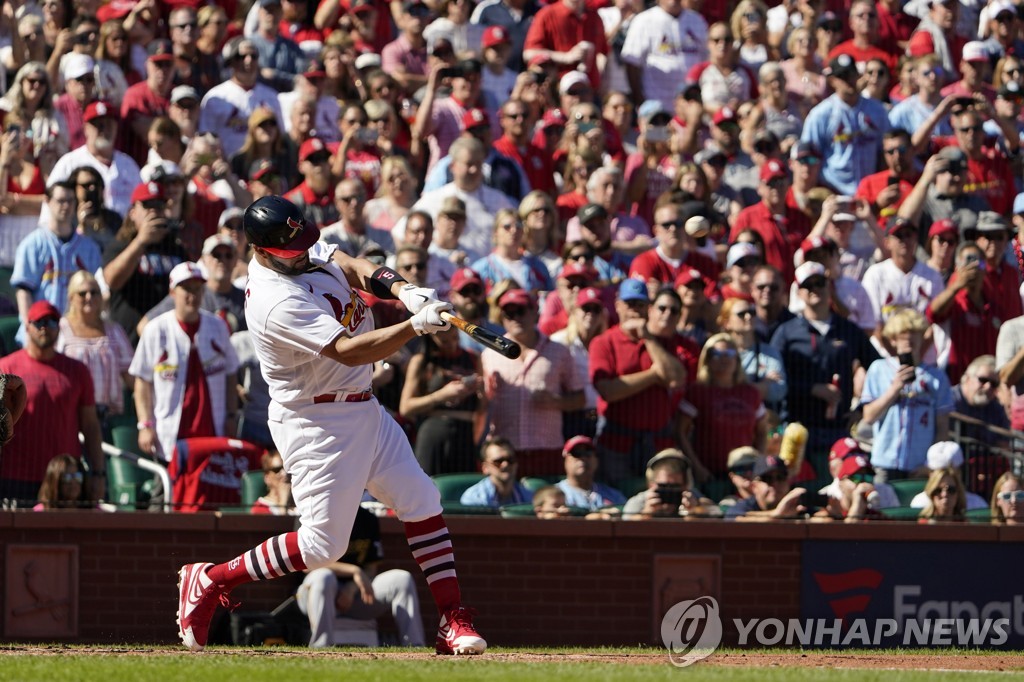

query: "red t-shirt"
xmin=829 ymin=40 xmax=898 ymax=73
xmin=875 ymin=2 xmax=918 ymax=56
xmin=119 ymin=81 xmax=170 ymax=166
xmin=168 ymin=436 xmax=265 ymax=512
xmin=556 ymin=190 xmax=588 ymax=226
xmin=0 ymin=351 xmax=95 ymax=483
xmin=6 ymin=164 xmax=45 ymax=195
xmin=493 ymin=135 xmax=555 ymax=197
xmin=926 ymin=287 xmax=999 ymax=386
xmin=629 ymin=248 xmax=721 ymax=299
xmin=729 ymin=202 xmax=811 ymax=286
xmin=855 ymin=170 xmax=917 ymax=230
xmin=523 ymin=1 xmax=608 ymax=91
xmin=686 ymin=382 xmax=764 ymax=476
xmin=177 ymin=319 xmax=216 ymax=443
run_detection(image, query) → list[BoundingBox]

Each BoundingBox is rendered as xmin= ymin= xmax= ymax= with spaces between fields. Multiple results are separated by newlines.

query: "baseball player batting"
xmin=177 ymin=196 xmax=486 ymax=655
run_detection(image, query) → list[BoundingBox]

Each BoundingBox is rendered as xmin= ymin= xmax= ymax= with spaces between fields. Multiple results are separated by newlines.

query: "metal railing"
xmin=82 ymin=433 xmax=172 ymax=512
xmin=948 ymin=412 xmax=1023 ymax=500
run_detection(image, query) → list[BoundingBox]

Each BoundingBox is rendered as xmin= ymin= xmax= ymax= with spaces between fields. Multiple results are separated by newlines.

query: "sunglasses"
xmin=936 ymin=236 xmax=958 ymax=246
xmin=457 ymin=285 xmax=483 ymax=297
xmin=755 ymin=283 xmax=779 ymax=292
xmin=655 ymin=304 xmax=681 ymax=315
xmin=847 ymin=472 xmax=874 ymax=484
xmin=998 ymin=490 xmax=1024 ymax=502
xmin=210 ymin=249 xmax=235 ymax=261
xmin=31 ymin=317 xmax=59 ymax=329
xmin=734 ymin=257 xmax=760 ymax=269
xmin=709 ymin=348 xmax=738 ymax=359
xmin=336 ymin=195 xmax=361 ymax=203
xmin=975 ymin=375 xmax=997 ymax=385
xmin=501 ymin=305 xmax=528 ymax=318
xmin=932 ymin=484 xmax=959 ymax=496
xmin=957 ymin=125 xmax=983 ymax=134
xmin=172 ymin=21 xmax=197 ymax=29
xmin=801 ymin=278 xmax=828 ymax=290
xmin=487 ymin=457 xmax=516 ymax=466
xmin=657 ymin=220 xmax=685 ymax=230
xmin=795 ymin=157 xmax=820 ymax=166
xmin=758 ymin=474 xmax=787 ymax=485
xmin=580 ymin=304 xmax=604 ymax=314
xmin=734 ymin=308 xmax=755 ymax=318
xmin=884 ymin=146 xmax=908 ymax=156
xmin=306 ymin=153 xmax=331 ymax=165
xmin=61 ymin=472 xmax=84 ymax=484
xmin=399 ymin=261 xmax=427 ymax=270
xmin=568 ymin=253 xmax=592 ymax=261
xmin=76 ymin=289 xmax=101 ymax=298
xmin=266 ymin=465 xmax=285 ymax=474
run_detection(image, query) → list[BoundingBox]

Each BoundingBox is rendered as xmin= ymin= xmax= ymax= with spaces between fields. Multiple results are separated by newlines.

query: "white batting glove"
xmin=410 ymin=300 xmax=453 ymax=336
xmin=398 ymin=283 xmax=440 ymax=314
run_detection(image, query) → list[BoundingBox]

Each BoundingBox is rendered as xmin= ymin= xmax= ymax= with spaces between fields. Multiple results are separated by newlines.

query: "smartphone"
xmin=355 ymin=128 xmax=379 ymax=145
xmin=887 ymin=175 xmax=900 ymax=186
xmin=165 ymin=218 xmax=183 ymax=231
xmin=898 ymin=351 xmax=915 ymax=383
xmin=437 ymin=66 xmax=461 ymax=80
xmin=953 ymin=96 xmax=976 ymax=110
xmin=84 ymin=187 xmax=102 ymax=208
xmin=646 ymin=126 xmax=670 ymax=143
xmin=655 ymin=484 xmax=683 ymax=508
xmin=529 ymin=70 xmax=546 ymax=85
xmin=7 ymin=124 xmax=20 ymax=136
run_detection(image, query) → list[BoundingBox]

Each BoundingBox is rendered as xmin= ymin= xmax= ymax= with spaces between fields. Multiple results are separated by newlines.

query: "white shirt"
xmin=619 ymin=6 xmax=708 ymax=109
xmin=48 ymin=145 xmax=141 ymax=217
xmin=278 ymin=90 xmax=340 ymax=143
xmin=199 ymin=79 xmax=283 ymax=157
xmin=397 ymin=182 xmax=516 ymax=257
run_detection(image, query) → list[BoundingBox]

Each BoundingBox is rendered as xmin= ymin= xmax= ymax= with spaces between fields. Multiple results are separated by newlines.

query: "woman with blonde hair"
xmin=364 ymin=156 xmax=416 ymax=232
xmin=56 ymin=271 xmax=134 ymax=435
xmin=730 ymin=0 xmax=771 ymax=70
xmin=919 ymin=467 xmax=967 ymax=523
xmin=681 ymin=332 xmax=768 ymax=480
xmin=990 ymin=471 xmax=1024 ymax=525
xmin=196 ymin=6 xmax=229 ymax=58
xmin=718 ymin=297 xmax=787 ymax=414
xmin=0 ymin=62 xmax=68 ymax=178
xmin=518 ymin=190 xmax=561 ymax=278
xmin=230 ymin=107 xmax=291 ymax=186
xmin=95 ymin=19 xmax=135 ymax=107
xmin=781 ymin=26 xmax=825 ymax=107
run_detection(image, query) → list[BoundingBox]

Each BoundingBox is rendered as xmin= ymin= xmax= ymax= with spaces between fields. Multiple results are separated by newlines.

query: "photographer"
xmin=726 ymin=455 xmax=808 ymax=521
xmin=623 ymin=449 xmax=719 ymax=519
xmin=861 ymin=308 xmax=954 ymax=483
xmin=72 ymin=167 xmax=121 ymax=253
xmin=100 ymin=182 xmax=188 ymax=344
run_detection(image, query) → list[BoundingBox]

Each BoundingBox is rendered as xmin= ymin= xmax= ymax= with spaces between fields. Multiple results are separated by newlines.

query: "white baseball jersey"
xmin=129 ymin=309 xmax=240 ymax=462
xmin=198 ymin=80 xmax=283 ymax=158
xmin=619 ymin=6 xmax=708 ymax=110
xmin=245 ymin=241 xmax=375 ymax=416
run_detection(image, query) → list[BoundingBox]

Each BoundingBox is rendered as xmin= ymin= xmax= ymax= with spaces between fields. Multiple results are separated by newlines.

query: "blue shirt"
xmin=470 ymin=253 xmax=555 ymax=292
xmin=459 ymin=477 xmax=532 ymax=507
xmin=556 ymin=479 xmax=626 ymax=510
xmin=888 ymin=97 xmax=953 ymax=138
xmin=801 ymin=94 xmax=890 ymax=196
xmin=739 ymin=342 xmax=787 ymax=414
xmin=862 ymin=357 xmax=954 ymax=472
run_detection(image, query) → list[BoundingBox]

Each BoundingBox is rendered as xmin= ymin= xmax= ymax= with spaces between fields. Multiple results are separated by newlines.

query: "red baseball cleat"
xmin=435 ymin=606 xmax=487 ymax=655
xmin=177 ymin=562 xmax=236 ymax=652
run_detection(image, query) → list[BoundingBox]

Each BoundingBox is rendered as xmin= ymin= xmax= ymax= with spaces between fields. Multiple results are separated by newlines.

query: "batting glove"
xmin=398 ymin=284 xmax=440 ymax=314
xmin=410 ymin=300 xmax=454 ymax=336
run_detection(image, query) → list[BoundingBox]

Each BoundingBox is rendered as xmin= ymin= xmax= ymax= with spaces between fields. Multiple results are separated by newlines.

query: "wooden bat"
xmin=440 ymin=312 xmax=521 ymax=359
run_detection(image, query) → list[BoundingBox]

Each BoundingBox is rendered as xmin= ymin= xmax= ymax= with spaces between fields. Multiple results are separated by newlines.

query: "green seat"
xmin=441 ymin=501 xmax=498 ymax=515
xmin=241 ymin=470 xmax=268 ymax=508
xmin=618 ymin=476 xmax=649 ymax=498
xmin=966 ymin=507 xmax=994 ymax=523
xmin=107 ymin=455 xmax=157 ymax=510
xmin=520 ymin=476 xmax=558 ymax=493
xmin=110 ymin=425 xmax=142 ymax=456
xmin=500 ymin=503 xmax=536 ymax=518
xmin=888 ymin=479 xmax=928 ymax=506
xmin=701 ymin=478 xmax=733 ymax=504
xmin=432 ymin=473 xmax=484 ymax=503
xmin=881 ymin=505 xmax=921 ymax=521
xmin=0 ymin=315 xmax=20 ymax=355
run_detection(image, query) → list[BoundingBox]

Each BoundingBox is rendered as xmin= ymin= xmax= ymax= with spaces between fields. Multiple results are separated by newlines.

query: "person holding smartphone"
xmin=861 ymin=308 xmax=954 ymax=483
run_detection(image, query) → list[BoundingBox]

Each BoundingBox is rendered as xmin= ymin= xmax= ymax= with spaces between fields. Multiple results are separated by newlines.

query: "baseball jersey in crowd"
xmin=144 ymin=285 xmax=249 ymax=334
xmin=55 ymin=318 xmax=134 ymax=415
xmin=618 ymin=6 xmax=708 ymax=109
xmin=861 ymin=358 xmax=954 ymax=472
xmin=0 ymin=350 xmax=95 ymax=484
xmin=770 ymin=313 xmax=879 ymax=428
xmin=47 ymin=144 xmax=142 ymax=217
xmin=918 ymin=189 xmax=989 ymax=237
xmin=926 ymin=285 xmax=999 ymax=385
xmin=800 ymin=93 xmax=890 ymax=196
xmin=522 ymin=1 xmax=608 ymax=91
xmin=861 ymin=258 xmax=946 ymax=327
xmin=481 ymin=334 xmax=584 ymax=451
xmin=556 ymin=479 xmax=626 ymax=511
xmin=129 ymin=310 xmax=240 ymax=461
xmin=423 ymin=150 xmax=530 ymax=202
xmin=931 ymin=137 xmax=1016 ymax=216
xmin=459 ymin=476 xmax=532 ymax=507
xmin=245 ymin=241 xmax=374 ymax=411
xmin=684 ymin=383 xmax=766 ymax=476
xmin=198 ymin=80 xmax=283 ymax=157
xmin=11 ymin=227 xmax=102 ymax=316
xmin=685 ymin=62 xmax=757 ymax=113
xmin=470 ymin=253 xmax=554 ymax=293
xmin=102 ymin=236 xmax=188 ymax=345
xmin=855 ymin=171 xmax=918 ymax=230
xmin=996 ymin=316 xmax=1024 ymax=431
xmin=887 ymin=97 xmax=953 ymax=141
xmin=168 ymin=436 xmax=265 ymax=512
xmin=730 ymin=203 xmax=811 ymax=286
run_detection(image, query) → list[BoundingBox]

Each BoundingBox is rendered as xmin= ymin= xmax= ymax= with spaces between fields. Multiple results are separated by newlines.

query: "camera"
xmin=165 ymin=218 xmax=183 ymax=231
xmin=437 ymin=66 xmax=462 ymax=80
xmin=655 ymin=484 xmax=683 ymax=508
xmin=355 ymin=128 xmax=379 ymax=145
xmin=646 ymin=126 xmax=670 ymax=143
xmin=73 ymin=32 xmax=92 ymax=46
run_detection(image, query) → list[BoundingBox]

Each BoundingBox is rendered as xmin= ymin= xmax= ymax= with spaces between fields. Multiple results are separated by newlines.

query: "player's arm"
xmin=331 ymin=249 xmax=444 ymax=313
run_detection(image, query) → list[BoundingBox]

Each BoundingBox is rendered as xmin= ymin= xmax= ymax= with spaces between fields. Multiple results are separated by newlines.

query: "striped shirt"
xmin=55 ymin=318 xmax=134 ymax=414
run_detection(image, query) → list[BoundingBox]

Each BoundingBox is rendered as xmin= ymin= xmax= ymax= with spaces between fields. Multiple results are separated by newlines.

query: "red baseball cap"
xmin=147 ymin=39 xmax=174 ymax=62
xmin=497 ymin=288 xmax=534 ymax=309
xmin=557 ymin=261 xmax=597 ymax=282
xmin=838 ymin=454 xmax=874 ymax=479
xmin=562 ymin=435 xmax=595 ymax=457
xmin=83 ymin=100 xmax=115 ymax=124
xmin=540 ymin=109 xmax=567 ymax=129
xmin=450 ymin=267 xmax=483 ymax=293
xmin=760 ymin=160 xmax=788 ymax=182
xmin=460 ymin=108 xmax=489 ymax=131
xmin=829 ymin=437 xmax=865 ymax=463
xmin=712 ymin=106 xmax=737 ymax=126
xmin=27 ymin=300 xmax=60 ymax=324
xmin=299 ymin=137 xmax=328 ymax=162
xmin=674 ymin=267 xmax=703 ymax=288
xmin=928 ymin=219 xmax=958 ymax=240
xmin=131 ymin=181 xmax=166 ymax=204
xmin=575 ymin=286 xmax=603 ymax=308
xmin=482 ymin=25 xmax=509 ymax=48
xmin=800 ymin=235 xmax=837 ymax=257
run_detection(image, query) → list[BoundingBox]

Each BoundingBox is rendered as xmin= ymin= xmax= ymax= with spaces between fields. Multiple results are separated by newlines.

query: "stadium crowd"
xmin=3 ymin=0 xmax=1024 ymax=525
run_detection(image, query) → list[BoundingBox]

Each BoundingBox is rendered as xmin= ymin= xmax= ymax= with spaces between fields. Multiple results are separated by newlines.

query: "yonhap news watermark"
xmin=660 ymin=595 xmax=1017 ymax=668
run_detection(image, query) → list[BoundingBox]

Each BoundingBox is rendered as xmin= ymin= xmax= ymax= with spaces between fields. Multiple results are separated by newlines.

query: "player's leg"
xmin=295 ymin=567 xmax=342 ymax=647
xmin=370 ymin=569 xmax=426 ymax=647
xmin=366 ymin=404 xmax=486 ymax=655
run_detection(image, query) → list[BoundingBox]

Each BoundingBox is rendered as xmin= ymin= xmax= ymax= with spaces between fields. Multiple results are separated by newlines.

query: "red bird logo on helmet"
xmin=286 ymin=215 xmax=304 ymax=240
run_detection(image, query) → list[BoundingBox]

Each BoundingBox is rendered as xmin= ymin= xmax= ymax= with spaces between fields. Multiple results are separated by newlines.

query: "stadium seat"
xmin=500 ymin=503 xmax=536 ymax=517
xmin=888 ymin=479 xmax=928 ymax=506
xmin=520 ymin=477 xmax=556 ymax=492
xmin=110 ymin=424 xmax=142 ymax=456
xmin=107 ymin=455 xmax=157 ymax=511
xmin=440 ymin=501 xmax=498 ymax=515
xmin=432 ymin=473 xmax=484 ymax=502
xmin=241 ymin=470 xmax=268 ymax=508
xmin=0 ymin=315 xmax=20 ymax=354
xmin=966 ymin=507 xmax=994 ymax=524
xmin=618 ymin=476 xmax=648 ymax=498
xmin=882 ymin=506 xmax=921 ymax=521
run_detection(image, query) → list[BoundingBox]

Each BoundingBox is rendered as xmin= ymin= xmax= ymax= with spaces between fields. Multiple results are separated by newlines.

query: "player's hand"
xmin=410 ymin=300 xmax=453 ymax=335
xmin=352 ymin=569 xmax=375 ymax=605
xmin=398 ymin=283 xmax=441 ymax=313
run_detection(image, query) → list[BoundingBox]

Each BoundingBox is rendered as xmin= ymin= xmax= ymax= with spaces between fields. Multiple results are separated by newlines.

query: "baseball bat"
xmin=440 ymin=312 xmax=522 ymax=359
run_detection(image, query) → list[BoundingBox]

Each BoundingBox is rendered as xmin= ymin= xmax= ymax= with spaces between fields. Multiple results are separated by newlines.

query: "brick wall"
xmin=2 ymin=512 xmax=1021 ymax=646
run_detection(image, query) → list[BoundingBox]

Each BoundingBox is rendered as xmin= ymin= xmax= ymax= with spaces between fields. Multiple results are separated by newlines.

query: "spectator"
xmin=295 ymin=505 xmax=425 ymax=647
xmin=479 ymin=26 xmax=517 ymax=103
xmin=198 ymin=38 xmax=283 ymax=158
xmin=168 ymin=436 xmax=266 ymax=512
xmin=251 ymin=450 xmax=295 ymax=515
xmin=538 ymin=260 xmax=597 ymax=336
xmin=624 ymin=100 xmax=680 ymax=225
xmin=923 ymin=219 xmax=959 ymax=283
xmin=167 ymin=7 xmax=220 ymax=95
xmin=996 ymin=306 xmax=1024 ymax=433
xmin=908 ymin=441 xmax=988 ymax=510
xmin=990 ymin=471 xmax=1024 ymax=525
xmin=855 ymin=128 xmax=919 ymax=231
xmin=705 ymin=107 xmax=758 ymax=196
xmin=551 ymin=287 xmax=610 ymax=439
xmin=819 ymin=437 xmax=900 ymax=509
xmin=0 ymin=62 xmax=68 ymax=179
xmin=630 ymin=201 xmax=720 ymax=298
xmin=674 ymin=267 xmax=710 ymax=347
xmin=48 ymin=100 xmax=141 ymax=218
xmin=756 ymin=61 xmax=803 ymax=144
xmin=906 ymin=0 xmax=961 ymax=78
xmin=0 ymin=118 xmax=46 ymax=268
xmin=862 ymin=308 xmax=953 ymax=482
xmin=790 ymin=235 xmax=876 ymax=333
xmin=751 ymin=264 xmax=794 ymax=344
xmin=622 ymin=448 xmax=716 ymax=519
xmin=801 ymin=54 xmax=890 ymax=197
xmin=522 ymin=0 xmax=607 ymax=92
xmin=33 ymin=453 xmax=91 ymax=510
xmin=556 ymin=434 xmax=625 ymax=511
xmin=889 ymin=58 xmax=952 ymax=141
xmin=168 ymin=85 xmax=201 ymax=140
xmin=969 ymin=211 xmax=1023 ymax=325
xmin=399 ymin=327 xmax=484 ymax=476
xmin=532 ymin=485 xmax=572 ymax=518
xmin=332 ymin=103 xmax=383 ymax=194
xmin=143 ymin=159 xmax=207 ymax=261
xmin=53 ymin=54 xmax=97 ymax=152
xmin=460 ymin=436 xmax=533 ymax=507
xmin=284 ymin=138 xmax=339 ymax=229
xmin=196 ymin=6 xmax=230 ymax=60
xmin=720 ymin=242 xmax=761 ymax=302
xmin=781 ymin=26 xmax=826 ymax=107
xmin=725 ymin=454 xmax=805 ymax=520
xmin=719 ymin=446 xmax=757 ymax=508
xmin=932 ymin=108 xmax=1018 ymax=217
xmin=482 ymin=288 xmax=584 ymax=476
xmin=381 ymin=0 xmax=431 ymax=95
xmin=813 ymin=452 xmax=886 ymax=522
xmin=829 ymin=0 xmax=898 ymax=73
xmin=364 ymin=156 xmax=417 ymax=234
xmin=0 ymin=301 xmax=103 ymax=505
xmin=771 ymin=261 xmax=879 ymax=484
xmin=229 ymin=108 xmax=293 ymax=189
xmin=72 ymin=166 xmax=122 ymax=254
xmin=620 ymin=0 xmax=707 ymax=110
xmin=926 ymin=240 xmax=999 ymax=385
xmin=321 ymin=179 xmax=395 ymax=257
xmin=518 ymin=191 xmax=562 ymax=279
xmin=250 ymin=0 xmax=307 ymax=92
xmin=130 ymin=262 xmax=240 ymax=462
xmin=898 ymin=148 xmax=990 ymax=240
xmin=952 ymin=355 xmax=1010 ymax=445
xmin=681 ymin=332 xmax=767 ymax=481
xmin=571 ymin=203 xmax=632 ymax=283
xmin=470 ymin=209 xmax=554 ymax=294
xmin=719 ymin=297 xmax=787 ymax=416
xmin=185 ymin=133 xmax=251 ymax=232
xmin=493 ymin=100 xmax=555 ymax=198
xmin=55 ymin=271 xmax=134 ymax=435
xmin=941 ymin=41 xmax=995 ymax=102
xmin=119 ymin=40 xmax=175 ymax=166
xmin=686 ymin=24 xmax=756 ymax=116
xmin=918 ymin=466 xmax=968 ymax=523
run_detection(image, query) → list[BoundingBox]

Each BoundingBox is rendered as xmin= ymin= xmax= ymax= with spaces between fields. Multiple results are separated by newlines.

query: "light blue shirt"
xmin=888 ymin=96 xmax=953 ymax=138
xmin=861 ymin=357 xmax=954 ymax=472
xmin=739 ymin=343 xmax=787 ymax=409
xmin=459 ymin=477 xmax=532 ymax=508
xmin=801 ymin=94 xmax=890 ymax=196
xmin=556 ymin=479 xmax=626 ymax=510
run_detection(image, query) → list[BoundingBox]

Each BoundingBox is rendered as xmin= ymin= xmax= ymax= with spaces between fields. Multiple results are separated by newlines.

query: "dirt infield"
xmin=0 ymin=645 xmax=1021 ymax=671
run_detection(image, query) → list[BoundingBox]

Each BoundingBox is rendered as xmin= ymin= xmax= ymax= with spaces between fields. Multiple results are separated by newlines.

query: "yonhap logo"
xmin=661 ymin=596 xmax=723 ymax=667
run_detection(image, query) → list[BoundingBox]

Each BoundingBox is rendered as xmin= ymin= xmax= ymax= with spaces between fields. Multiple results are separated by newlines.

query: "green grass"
xmin=1 ymin=645 xmax=1022 ymax=682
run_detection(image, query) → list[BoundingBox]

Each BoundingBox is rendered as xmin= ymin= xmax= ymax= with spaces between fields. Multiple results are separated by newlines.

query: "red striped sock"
xmin=207 ymin=531 xmax=307 ymax=590
xmin=405 ymin=515 xmax=461 ymax=613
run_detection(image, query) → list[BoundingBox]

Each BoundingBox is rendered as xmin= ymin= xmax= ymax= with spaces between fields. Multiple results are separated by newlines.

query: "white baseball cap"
xmin=218 ymin=206 xmax=245 ymax=228
xmin=168 ymin=261 xmax=206 ymax=290
xmin=354 ymin=53 xmax=382 ymax=70
xmin=63 ymin=53 xmax=95 ymax=82
xmin=559 ymin=71 xmax=590 ymax=96
xmin=202 ymin=234 xmax=236 ymax=256
xmin=927 ymin=441 xmax=964 ymax=470
xmin=962 ymin=41 xmax=989 ymax=63
xmin=726 ymin=242 xmax=761 ymax=269
xmin=795 ymin=261 xmax=827 ymax=287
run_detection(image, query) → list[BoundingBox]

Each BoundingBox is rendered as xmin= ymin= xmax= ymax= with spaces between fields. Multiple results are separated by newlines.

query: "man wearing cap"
xmin=927 ymin=239 xmax=998 ymax=384
xmin=321 ymin=179 xmax=395 ymax=258
xmin=801 ymin=54 xmax=890 ymax=197
xmin=855 ymin=129 xmax=919 ymax=230
xmin=697 ymin=143 xmax=756 ymax=215
xmin=813 ymin=453 xmax=886 ymax=521
xmin=630 ymin=201 xmax=720 ymax=299
xmin=522 ymin=0 xmax=608 ymax=91
xmin=789 ymin=235 xmax=876 ymax=332
xmin=624 ymin=100 xmax=679 ymax=225
xmin=199 ymin=38 xmax=283 ymax=157
xmin=449 ymin=267 xmax=506 ymax=354
xmin=982 ymin=0 xmax=1024 ymax=62
xmin=102 ymin=182 xmax=188 ymax=344
xmin=0 ymin=300 xmax=103 ymax=505
xmin=479 ymin=25 xmax=517 ymax=103
xmin=622 ymin=449 xmax=717 ymax=519
xmin=482 ymin=288 xmax=584 ymax=476
xmin=430 ymin=197 xmax=480 ymax=265
xmin=284 ymin=138 xmax=339 ymax=229
xmin=565 ymin=167 xmax=650 ymax=260
xmin=984 ymin=81 xmax=1024 ymax=146
xmin=54 ymin=53 xmax=97 ymax=151
xmin=705 ymin=107 xmax=758 ymax=195
xmin=131 ymin=261 xmax=240 ymax=462
xmin=556 ymin=435 xmax=626 ymax=510
xmin=139 ymin=234 xmax=249 ymax=336
xmin=940 ymin=41 xmax=996 ymax=102
xmin=538 ymin=260 xmax=598 ymax=335
xmin=897 ymin=147 xmax=991 ymax=239
xmin=279 ymin=61 xmax=340 ymax=144
xmin=471 ymin=0 xmax=539 ymax=72
xmin=971 ymin=211 xmax=1023 ymax=323
xmin=730 ymin=160 xmax=812 ymax=285
xmin=119 ymin=40 xmax=176 ymax=166
xmin=619 ymin=0 xmax=707 ymax=110
xmin=725 ymin=455 xmax=805 ymax=520
xmin=786 ymin=142 xmax=824 ymax=219
xmin=381 ymin=0 xmax=431 ymax=93
xmin=827 ymin=0 xmax=898 ymax=73
xmin=492 ymin=99 xmax=555 ymax=197
xmin=47 ymin=100 xmax=142 ymax=218
xmin=720 ymin=242 xmax=761 ymax=302
xmin=906 ymin=0 xmax=963 ymax=78
xmin=250 ymin=0 xmax=306 ymax=92
xmin=771 ymin=261 xmax=878 ymax=485
xmin=168 ymin=8 xmax=221 ymax=95
xmin=820 ymin=437 xmax=900 ymax=510
xmin=169 ymin=86 xmax=201 ymax=139
xmin=719 ymin=446 xmax=757 ymax=508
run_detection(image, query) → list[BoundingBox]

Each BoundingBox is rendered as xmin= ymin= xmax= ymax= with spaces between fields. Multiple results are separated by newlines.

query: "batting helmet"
xmin=243 ymin=195 xmax=320 ymax=258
